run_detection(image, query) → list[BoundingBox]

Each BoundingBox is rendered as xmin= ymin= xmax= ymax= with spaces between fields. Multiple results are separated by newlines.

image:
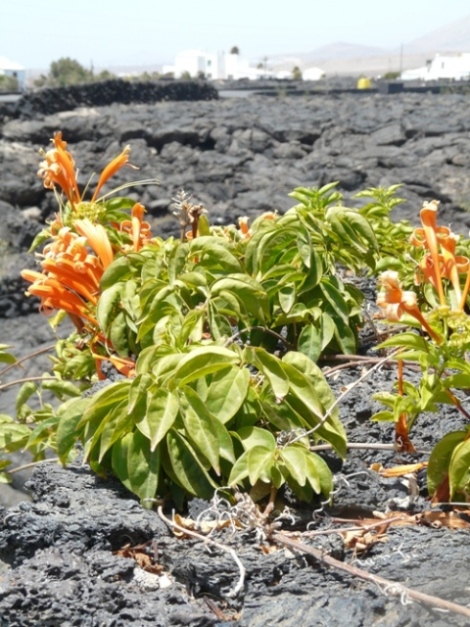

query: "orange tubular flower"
xmin=416 ymin=201 xmax=446 ymax=305
xmin=116 ymin=203 xmax=153 ymax=252
xmin=91 ymin=145 xmax=133 ymax=202
xmin=74 ymin=219 xmax=114 ymax=270
xmin=21 ymin=275 xmax=98 ymax=326
xmin=38 ymin=132 xmax=81 ymax=208
xmin=38 ymin=133 xmax=135 ymax=211
xmin=411 ymin=200 xmax=470 ymax=310
xmin=238 ymin=216 xmax=252 ymax=239
xmin=21 ymin=220 xmax=114 ymax=331
xmin=377 ymin=271 xmax=442 ymax=343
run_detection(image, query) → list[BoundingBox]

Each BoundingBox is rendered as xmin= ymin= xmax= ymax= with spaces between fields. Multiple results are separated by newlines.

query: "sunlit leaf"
xmin=427 ymin=430 xmax=467 ymax=496
xmin=166 ymin=430 xmax=216 ymax=498
xmin=204 ymin=366 xmax=250 ymax=424
xmin=171 ymin=346 xmax=239 ymax=387
xmin=136 ymin=388 xmax=179 ymax=451
xmin=182 ymin=386 xmax=220 ymax=473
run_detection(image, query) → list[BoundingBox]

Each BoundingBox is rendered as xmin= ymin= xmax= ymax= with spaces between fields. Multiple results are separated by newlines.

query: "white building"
xmin=0 ymin=56 xmax=26 ymax=90
xmin=303 ymin=66 xmax=325 ymax=81
xmin=401 ymin=53 xmax=470 ymax=82
xmin=163 ymin=50 xmax=275 ymax=80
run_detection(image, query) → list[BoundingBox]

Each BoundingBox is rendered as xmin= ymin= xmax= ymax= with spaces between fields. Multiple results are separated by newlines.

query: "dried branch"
xmin=273 ymin=533 xmax=470 ymax=619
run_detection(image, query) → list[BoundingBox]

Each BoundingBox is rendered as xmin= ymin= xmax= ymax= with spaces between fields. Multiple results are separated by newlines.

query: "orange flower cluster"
xmin=38 ymin=131 xmax=133 ymax=210
xmin=114 ymin=203 xmax=153 ymax=252
xmin=21 ymin=220 xmax=114 ymax=330
xmin=21 ymin=133 xmax=155 ymax=379
xmin=378 ymin=200 xmax=470 ymax=341
xmin=410 ymin=200 xmax=470 ymax=309
xmin=377 ymin=271 xmax=441 ymax=343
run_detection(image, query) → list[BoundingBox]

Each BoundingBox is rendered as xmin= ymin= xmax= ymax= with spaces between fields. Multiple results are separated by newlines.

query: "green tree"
xmin=292 ymin=66 xmax=302 ymax=81
xmin=230 ymin=46 xmax=240 ymax=55
xmin=35 ymin=57 xmax=93 ymax=87
xmin=0 ymin=74 xmax=19 ymax=92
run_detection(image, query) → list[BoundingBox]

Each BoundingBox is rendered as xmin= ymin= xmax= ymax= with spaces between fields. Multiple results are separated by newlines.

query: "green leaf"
xmin=207 ymin=303 xmax=232 ymax=340
xmin=190 ymin=238 xmax=241 ymax=274
xmin=378 ymin=332 xmax=430 ymax=352
xmin=297 ymin=324 xmax=322 ymax=363
xmin=326 ymin=206 xmax=378 ymax=258
xmin=279 ymin=284 xmax=296 ymax=314
xmin=171 ymin=346 xmax=239 ymax=387
xmin=101 ymin=256 xmax=134 ymax=289
xmin=212 ymin=419 xmax=236 ymax=463
xmin=449 ymin=437 xmax=470 ymax=498
xmin=96 ymin=283 xmax=124 ymax=334
xmin=307 ymin=452 xmax=333 ymax=496
xmin=77 ymin=380 xmax=131 ymax=431
xmin=211 ymin=275 xmax=269 ymax=322
xmin=166 ymin=430 xmax=216 ymax=498
xmin=281 ymin=352 xmax=347 ymax=458
xmin=15 ymin=382 xmax=38 ymax=414
xmin=42 ymin=379 xmax=82 ymax=399
xmin=136 ymin=345 xmax=180 ymax=376
xmin=371 ymin=410 xmax=395 ymax=422
xmin=228 ymin=449 xmax=250 ymax=485
xmin=236 ymin=426 xmax=276 ymax=452
xmin=204 ymin=366 xmax=250 ymax=424
xmin=97 ymin=404 xmax=134 ymax=463
xmin=281 ymin=445 xmax=308 ymax=486
xmin=128 ymin=373 xmax=152 ymax=420
xmin=427 ymin=431 xmax=467 ymax=496
xmin=244 ymin=346 xmax=290 ymax=401
xmin=56 ymin=398 xmax=90 ymax=463
xmin=247 ymin=446 xmax=274 ymax=484
xmin=0 ymin=345 xmax=16 ymax=366
xmin=0 ymin=415 xmax=31 ymax=450
xmin=182 ymin=387 xmax=220 ymax=473
xmin=111 ymin=430 xmax=160 ymax=505
xmin=136 ymin=388 xmax=179 ymax=451
xmin=319 ymin=277 xmax=349 ymax=323
xmin=332 ymin=316 xmax=357 ymax=355
xmin=108 ymin=310 xmax=132 ymax=356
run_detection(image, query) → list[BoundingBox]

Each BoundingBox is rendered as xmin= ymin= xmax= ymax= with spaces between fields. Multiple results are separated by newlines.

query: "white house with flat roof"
xmin=303 ymin=66 xmax=325 ymax=81
xmin=0 ymin=56 xmax=26 ymax=90
xmin=401 ymin=53 xmax=470 ymax=82
xmin=163 ymin=50 xmax=276 ymax=80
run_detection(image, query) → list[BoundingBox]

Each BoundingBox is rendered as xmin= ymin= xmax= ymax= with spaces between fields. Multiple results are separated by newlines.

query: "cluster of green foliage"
xmin=371 ymin=201 xmax=470 ymax=502
xmin=0 ymin=74 xmax=19 ymax=92
xmin=0 ymin=183 xmax=414 ymax=508
xmin=34 ymin=57 xmax=117 ymax=88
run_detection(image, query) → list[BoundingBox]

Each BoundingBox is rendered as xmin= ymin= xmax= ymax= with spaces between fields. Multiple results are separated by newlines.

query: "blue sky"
xmin=2 ymin=0 xmax=470 ymax=69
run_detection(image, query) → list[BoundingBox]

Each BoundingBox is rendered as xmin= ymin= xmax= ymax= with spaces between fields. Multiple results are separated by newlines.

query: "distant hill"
xmin=406 ymin=14 xmax=470 ymax=53
xmin=301 ymin=42 xmax=386 ymax=60
xmin=269 ymin=14 xmax=470 ymax=76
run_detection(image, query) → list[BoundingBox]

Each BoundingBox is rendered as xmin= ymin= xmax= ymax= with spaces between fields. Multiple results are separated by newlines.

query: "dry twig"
xmin=273 ymin=533 xmax=470 ymax=619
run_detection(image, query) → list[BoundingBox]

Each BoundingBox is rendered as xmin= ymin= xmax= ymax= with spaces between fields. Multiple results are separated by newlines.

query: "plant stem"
xmin=0 ymin=344 xmax=56 ymax=378
xmin=0 ymin=375 xmax=57 ymax=392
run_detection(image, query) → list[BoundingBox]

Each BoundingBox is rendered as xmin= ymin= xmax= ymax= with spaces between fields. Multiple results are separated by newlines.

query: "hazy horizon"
xmin=2 ymin=0 xmax=470 ymax=70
